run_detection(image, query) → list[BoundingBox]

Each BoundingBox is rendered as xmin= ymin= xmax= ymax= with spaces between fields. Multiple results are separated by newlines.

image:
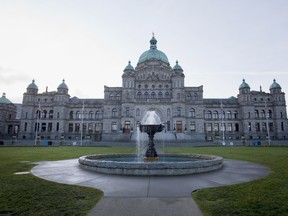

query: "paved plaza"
xmin=31 ymin=157 xmax=270 ymax=216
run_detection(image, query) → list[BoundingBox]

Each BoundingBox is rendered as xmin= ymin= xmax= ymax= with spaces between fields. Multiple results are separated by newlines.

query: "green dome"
xmin=0 ymin=93 xmax=12 ymax=104
xmin=239 ymin=79 xmax=250 ymax=89
xmin=123 ymin=61 xmax=134 ymax=72
xmin=58 ymin=79 xmax=68 ymax=89
xmin=269 ymin=79 xmax=281 ymax=90
xmin=172 ymin=60 xmax=183 ymax=72
xmin=27 ymin=79 xmax=38 ymax=90
xmin=138 ymin=36 xmax=169 ymax=64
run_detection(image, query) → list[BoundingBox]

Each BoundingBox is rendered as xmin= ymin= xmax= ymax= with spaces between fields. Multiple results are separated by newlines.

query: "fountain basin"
xmin=78 ymin=154 xmax=223 ymax=176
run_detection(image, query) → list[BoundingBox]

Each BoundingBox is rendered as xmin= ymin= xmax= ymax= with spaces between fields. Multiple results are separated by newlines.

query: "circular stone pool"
xmin=78 ymin=154 xmax=223 ymax=176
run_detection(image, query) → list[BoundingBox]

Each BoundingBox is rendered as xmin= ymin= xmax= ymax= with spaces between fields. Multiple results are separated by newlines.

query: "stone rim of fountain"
xmin=78 ymin=153 xmax=224 ymax=176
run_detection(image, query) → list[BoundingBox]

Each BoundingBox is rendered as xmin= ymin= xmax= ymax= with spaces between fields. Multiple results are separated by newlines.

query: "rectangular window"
xmin=125 ymin=107 xmax=130 ymax=117
xmin=214 ymin=123 xmax=219 ymax=132
xmin=207 ymin=123 xmax=212 ymax=132
xmin=261 ymin=122 xmax=267 ymax=131
xmin=111 ymin=122 xmax=117 ymax=131
xmin=88 ymin=123 xmax=93 ymax=133
xmin=68 ymin=123 xmax=73 ymax=132
xmin=227 ymin=123 xmax=232 ymax=132
xmin=83 ymin=123 xmax=87 ymax=133
xmin=189 ymin=122 xmax=196 ymax=131
xmin=256 ymin=123 xmax=260 ymax=131
xmin=248 ymin=122 xmax=251 ymax=131
xmin=75 ymin=123 xmax=80 ymax=132
xmin=220 ymin=123 xmax=225 ymax=132
xmin=177 ymin=107 xmax=181 ymax=117
xmin=41 ymin=123 xmax=46 ymax=132
xmin=48 ymin=123 xmax=52 ymax=131
xmin=234 ymin=123 xmax=239 ymax=132
xmin=95 ymin=123 xmax=101 ymax=132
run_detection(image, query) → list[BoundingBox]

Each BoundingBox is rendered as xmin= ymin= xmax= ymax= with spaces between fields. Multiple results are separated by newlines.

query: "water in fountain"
xmin=136 ymin=126 xmax=146 ymax=161
xmin=141 ymin=110 xmax=161 ymax=125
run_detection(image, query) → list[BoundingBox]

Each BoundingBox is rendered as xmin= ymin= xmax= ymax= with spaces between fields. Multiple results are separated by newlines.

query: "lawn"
xmin=1 ymin=146 xmax=288 ymax=216
xmin=0 ymin=146 xmax=133 ymax=216
xmin=166 ymin=146 xmax=288 ymax=216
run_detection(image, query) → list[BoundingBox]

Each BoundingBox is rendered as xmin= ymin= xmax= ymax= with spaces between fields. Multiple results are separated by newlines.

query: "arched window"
xmin=109 ymin=94 xmax=113 ymax=100
xmin=69 ymin=111 xmax=73 ymax=119
xmin=144 ymin=92 xmax=149 ymax=99
xmin=137 ymin=92 xmax=142 ymax=98
xmin=213 ymin=111 xmax=219 ymax=119
xmin=187 ymin=93 xmax=192 ymax=101
xmin=268 ymin=110 xmax=272 ymax=118
xmin=158 ymin=92 xmax=163 ymax=98
xmin=227 ymin=111 xmax=232 ymax=119
xmin=255 ymin=110 xmax=259 ymax=118
xmin=112 ymin=108 xmax=117 ymax=117
xmin=95 ymin=111 xmax=101 ymax=119
xmin=189 ymin=108 xmax=195 ymax=117
xmin=42 ymin=110 xmax=47 ymax=119
xmin=116 ymin=94 xmax=120 ymax=100
xmin=111 ymin=108 xmax=117 ymax=117
xmin=233 ymin=111 xmax=238 ymax=119
xmin=76 ymin=111 xmax=81 ymax=119
xmin=207 ymin=111 xmax=212 ymax=119
xmin=165 ymin=92 xmax=170 ymax=98
xmin=151 ymin=92 xmax=156 ymax=98
xmin=194 ymin=93 xmax=198 ymax=100
xmin=89 ymin=111 xmax=93 ymax=119
xmin=261 ymin=110 xmax=265 ymax=118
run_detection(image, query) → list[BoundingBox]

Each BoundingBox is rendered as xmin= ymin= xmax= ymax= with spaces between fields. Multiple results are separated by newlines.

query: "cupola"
xmin=123 ymin=61 xmax=135 ymax=73
xmin=138 ymin=34 xmax=169 ymax=64
xmin=0 ymin=93 xmax=12 ymax=104
xmin=269 ymin=79 xmax=282 ymax=94
xmin=239 ymin=79 xmax=250 ymax=94
xmin=26 ymin=79 xmax=38 ymax=94
xmin=57 ymin=79 xmax=69 ymax=94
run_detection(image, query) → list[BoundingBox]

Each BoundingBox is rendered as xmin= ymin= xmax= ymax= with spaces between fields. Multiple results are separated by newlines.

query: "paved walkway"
xmin=31 ymin=158 xmax=270 ymax=216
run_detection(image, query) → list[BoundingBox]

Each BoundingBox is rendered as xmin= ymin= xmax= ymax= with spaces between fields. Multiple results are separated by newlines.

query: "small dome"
xmin=138 ymin=35 xmax=169 ymax=64
xmin=269 ymin=79 xmax=281 ymax=90
xmin=123 ymin=61 xmax=135 ymax=72
xmin=58 ymin=79 xmax=69 ymax=90
xmin=172 ymin=60 xmax=183 ymax=72
xmin=239 ymin=79 xmax=250 ymax=89
xmin=27 ymin=79 xmax=38 ymax=90
xmin=0 ymin=93 xmax=12 ymax=104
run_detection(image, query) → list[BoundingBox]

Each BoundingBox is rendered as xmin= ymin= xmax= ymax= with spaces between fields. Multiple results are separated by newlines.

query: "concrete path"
xmin=31 ymin=159 xmax=270 ymax=216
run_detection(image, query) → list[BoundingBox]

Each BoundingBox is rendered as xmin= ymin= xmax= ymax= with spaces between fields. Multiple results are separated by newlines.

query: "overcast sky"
xmin=0 ymin=0 xmax=287 ymax=103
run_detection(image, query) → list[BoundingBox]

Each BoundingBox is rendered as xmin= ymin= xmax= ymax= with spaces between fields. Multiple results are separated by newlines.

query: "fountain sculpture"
xmin=78 ymin=110 xmax=223 ymax=176
xmin=139 ymin=124 xmax=164 ymax=160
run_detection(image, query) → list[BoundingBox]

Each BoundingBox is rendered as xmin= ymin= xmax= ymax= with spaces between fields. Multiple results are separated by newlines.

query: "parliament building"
xmin=1 ymin=36 xmax=288 ymax=145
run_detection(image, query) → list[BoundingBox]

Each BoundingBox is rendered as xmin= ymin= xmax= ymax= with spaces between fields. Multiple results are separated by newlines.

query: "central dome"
xmin=138 ymin=36 xmax=169 ymax=64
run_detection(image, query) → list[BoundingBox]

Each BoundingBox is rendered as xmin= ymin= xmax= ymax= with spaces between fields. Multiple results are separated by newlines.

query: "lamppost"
xmin=265 ymin=98 xmax=271 ymax=146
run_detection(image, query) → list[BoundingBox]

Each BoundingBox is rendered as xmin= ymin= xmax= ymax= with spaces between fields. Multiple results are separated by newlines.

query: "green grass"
xmin=1 ymin=146 xmax=288 ymax=216
xmin=166 ymin=146 xmax=288 ymax=216
xmin=0 ymin=146 xmax=133 ymax=216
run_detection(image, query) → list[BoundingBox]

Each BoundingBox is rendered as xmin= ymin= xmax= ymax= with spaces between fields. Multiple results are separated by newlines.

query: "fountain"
xmin=78 ymin=110 xmax=223 ymax=176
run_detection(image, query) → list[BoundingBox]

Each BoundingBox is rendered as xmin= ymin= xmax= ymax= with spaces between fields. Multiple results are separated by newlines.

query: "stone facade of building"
xmin=2 ymin=36 xmax=288 ymax=145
